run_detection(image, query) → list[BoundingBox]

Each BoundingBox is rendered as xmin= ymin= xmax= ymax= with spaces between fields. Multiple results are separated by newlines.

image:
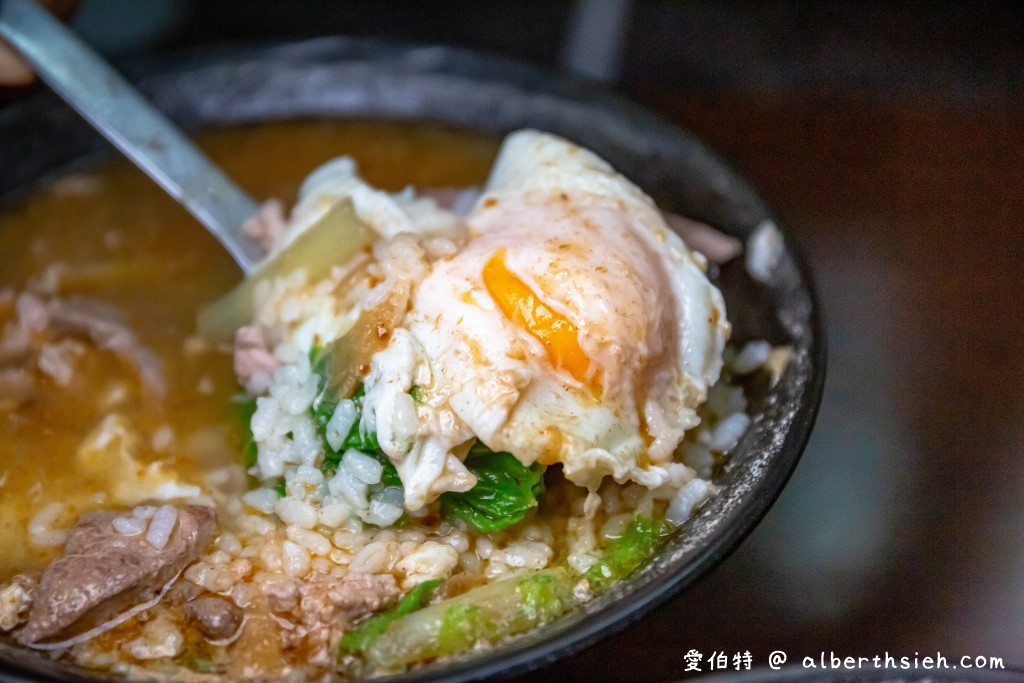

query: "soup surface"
xmin=0 ymin=121 xmax=499 ymax=579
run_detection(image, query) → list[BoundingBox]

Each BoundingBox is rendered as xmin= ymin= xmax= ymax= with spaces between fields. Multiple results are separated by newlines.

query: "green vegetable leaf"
xmin=338 ymin=579 xmax=443 ymax=657
xmin=312 ymin=382 xmax=381 ymax=475
xmin=340 ymin=386 xmax=380 ymax=451
xmin=235 ymin=396 xmax=258 ymax=469
xmin=584 ymin=515 xmax=673 ymax=591
xmin=343 ymin=421 xmax=380 ymax=452
xmin=189 ymin=658 xmax=216 ymax=674
xmin=243 ymin=440 xmax=258 ymax=469
xmin=322 ymin=448 xmax=392 ymax=488
xmin=321 ymin=451 xmax=342 ymax=475
xmin=440 ymin=442 xmax=545 ymax=533
xmin=308 ymin=344 xmax=329 ymax=375
xmin=309 ymin=344 xmax=335 ymax=430
xmin=369 ymin=451 xmax=402 ymax=488
xmin=308 ymin=367 xmax=402 ymax=525
xmin=325 ymin=448 xmax=401 ymax=488
xmin=409 ymin=385 xmax=424 ymax=403
xmin=236 ymin=395 xmax=258 ymax=429
xmin=272 ymin=479 xmax=287 ymax=498
xmin=311 ymin=396 xmax=338 ymax=436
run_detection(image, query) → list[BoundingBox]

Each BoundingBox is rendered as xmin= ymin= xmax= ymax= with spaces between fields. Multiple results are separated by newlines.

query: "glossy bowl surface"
xmin=0 ymin=38 xmax=825 ymax=683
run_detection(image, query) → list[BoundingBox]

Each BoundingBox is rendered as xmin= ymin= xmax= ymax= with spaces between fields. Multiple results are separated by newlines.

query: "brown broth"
xmin=0 ymin=120 xmax=499 ymax=580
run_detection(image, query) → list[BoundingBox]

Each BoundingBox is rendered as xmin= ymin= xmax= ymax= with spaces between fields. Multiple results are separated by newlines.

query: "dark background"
xmin=4 ymin=1 xmax=1024 ymax=680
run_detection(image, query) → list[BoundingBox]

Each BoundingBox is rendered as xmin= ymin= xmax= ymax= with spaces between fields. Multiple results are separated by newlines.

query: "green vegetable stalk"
xmin=517 ymin=571 xmax=569 ymax=623
xmin=364 ymin=568 xmax=575 ymax=670
xmin=342 ymin=517 xmax=674 ymax=670
xmin=584 ymin=515 xmax=673 ymax=591
xmin=197 ymin=197 xmax=376 ymax=342
xmin=440 ymin=442 xmax=546 ymax=532
xmin=339 ymin=579 xmax=444 ymax=656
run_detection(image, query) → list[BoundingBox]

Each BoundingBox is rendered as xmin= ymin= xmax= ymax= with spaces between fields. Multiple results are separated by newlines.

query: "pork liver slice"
xmin=18 ymin=505 xmax=216 ymax=645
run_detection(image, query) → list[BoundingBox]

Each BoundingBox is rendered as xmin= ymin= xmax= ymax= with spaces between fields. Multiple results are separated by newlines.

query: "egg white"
xmin=362 ymin=130 xmax=730 ymax=509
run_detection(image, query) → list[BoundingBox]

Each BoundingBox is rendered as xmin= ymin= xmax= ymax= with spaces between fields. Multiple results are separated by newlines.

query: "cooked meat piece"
xmin=0 ymin=321 xmax=33 ymax=367
xmin=241 ymin=198 xmax=288 ymax=251
xmin=264 ymin=573 xmax=399 ymax=666
xmin=234 ymin=325 xmax=279 ymax=394
xmin=164 ymin=579 xmax=203 ymax=606
xmin=45 ymin=296 xmax=130 ymax=349
xmin=326 ymin=573 xmax=400 ymax=624
xmin=663 ymin=212 xmax=743 ymax=265
xmin=185 ymin=596 xmax=244 ymax=641
xmin=15 ymin=292 xmax=49 ymax=334
xmin=45 ymin=296 xmax=166 ymax=397
xmin=17 ymin=505 xmax=217 ymax=646
xmin=261 ymin=580 xmax=295 ymax=612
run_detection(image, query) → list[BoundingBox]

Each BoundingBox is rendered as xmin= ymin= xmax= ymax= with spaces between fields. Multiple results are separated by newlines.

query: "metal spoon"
xmin=0 ymin=0 xmax=264 ymax=274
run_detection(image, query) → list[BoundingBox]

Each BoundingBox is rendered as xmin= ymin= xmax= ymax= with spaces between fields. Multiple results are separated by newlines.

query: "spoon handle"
xmin=0 ymin=0 xmax=263 ymax=274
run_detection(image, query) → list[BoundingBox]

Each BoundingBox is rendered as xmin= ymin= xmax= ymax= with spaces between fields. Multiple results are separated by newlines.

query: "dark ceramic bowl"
xmin=0 ymin=38 xmax=825 ymax=682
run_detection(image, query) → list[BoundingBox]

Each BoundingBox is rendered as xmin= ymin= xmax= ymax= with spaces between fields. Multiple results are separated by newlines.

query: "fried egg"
xmin=362 ymin=130 xmax=730 ymax=509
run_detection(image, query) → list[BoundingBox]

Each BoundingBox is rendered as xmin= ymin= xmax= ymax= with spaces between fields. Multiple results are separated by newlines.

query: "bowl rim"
xmin=0 ymin=36 xmax=826 ymax=683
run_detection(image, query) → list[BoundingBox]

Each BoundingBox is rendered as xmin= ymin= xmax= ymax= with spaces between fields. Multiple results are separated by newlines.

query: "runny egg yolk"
xmin=482 ymin=249 xmax=597 ymax=394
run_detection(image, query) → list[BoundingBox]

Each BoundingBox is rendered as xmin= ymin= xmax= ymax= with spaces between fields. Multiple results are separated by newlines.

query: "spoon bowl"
xmin=0 ymin=0 xmax=264 ymax=272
